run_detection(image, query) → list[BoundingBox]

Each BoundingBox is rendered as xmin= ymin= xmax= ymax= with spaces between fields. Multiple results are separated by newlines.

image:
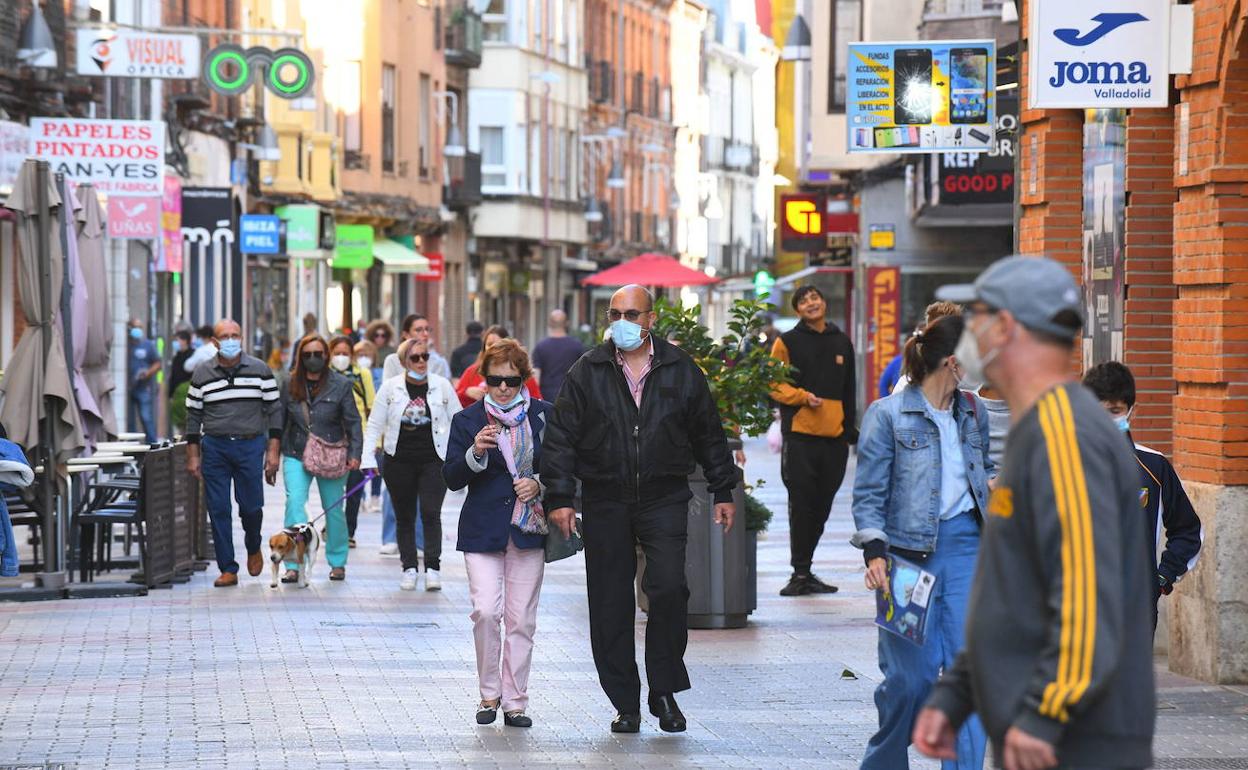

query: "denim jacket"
xmin=851 ymin=384 xmax=995 ymax=561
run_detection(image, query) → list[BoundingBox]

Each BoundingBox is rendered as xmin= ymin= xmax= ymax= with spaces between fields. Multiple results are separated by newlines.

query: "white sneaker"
xmin=425 ymin=569 xmax=441 ymax=591
xmin=399 ymin=568 xmax=419 ymax=591
xmin=379 ymin=542 xmax=399 ymax=556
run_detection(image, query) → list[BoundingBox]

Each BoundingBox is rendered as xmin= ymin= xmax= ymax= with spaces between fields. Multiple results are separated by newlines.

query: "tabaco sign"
xmin=75 ymin=29 xmax=201 ymax=79
xmin=865 ymin=266 xmax=901 ymax=406
xmin=30 ymin=118 xmax=165 ymax=197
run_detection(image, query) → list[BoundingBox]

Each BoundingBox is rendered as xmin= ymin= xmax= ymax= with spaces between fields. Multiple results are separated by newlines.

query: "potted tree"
xmin=645 ymin=296 xmax=789 ymax=628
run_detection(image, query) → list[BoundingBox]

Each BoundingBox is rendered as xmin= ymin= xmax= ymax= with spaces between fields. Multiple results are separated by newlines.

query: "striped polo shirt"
xmin=185 ymin=353 xmax=284 ymax=443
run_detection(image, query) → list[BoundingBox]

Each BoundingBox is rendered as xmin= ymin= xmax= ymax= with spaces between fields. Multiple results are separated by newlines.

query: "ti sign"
xmin=75 ymin=29 xmax=201 ymax=79
xmin=239 ymin=214 xmax=281 ymax=254
xmin=847 ymin=40 xmax=996 ymax=154
xmin=780 ymin=194 xmax=826 ymax=253
xmin=29 ymin=118 xmax=165 ymax=197
xmin=1029 ymin=0 xmax=1171 ymax=108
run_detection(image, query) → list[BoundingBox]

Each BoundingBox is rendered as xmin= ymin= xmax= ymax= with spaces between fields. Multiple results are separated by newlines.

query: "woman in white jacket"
xmin=361 ymin=338 xmax=462 ymax=590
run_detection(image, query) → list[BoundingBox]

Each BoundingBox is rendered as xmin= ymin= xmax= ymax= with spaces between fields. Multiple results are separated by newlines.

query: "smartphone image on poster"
xmin=874 ymin=127 xmax=894 ymax=148
xmin=893 ymin=48 xmax=933 ymax=125
xmin=949 ymin=47 xmax=989 ymax=124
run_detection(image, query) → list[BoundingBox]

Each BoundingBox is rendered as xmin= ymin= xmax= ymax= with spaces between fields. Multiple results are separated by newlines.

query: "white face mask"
xmin=356 ymin=356 xmax=373 ymax=371
xmin=953 ymin=318 xmax=1000 ymax=389
xmin=330 ymin=354 xmax=352 ymax=372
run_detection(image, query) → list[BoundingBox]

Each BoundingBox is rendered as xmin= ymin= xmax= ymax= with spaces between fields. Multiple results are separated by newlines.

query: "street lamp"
xmin=17 ymin=2 xmax=57 ymax=68
xmin=433 ymin=91 xmax=466 ymax=157
xmin=584 ymin=197 xmax=604 ymax=223
xmin=782 ymin=5 xmax=813 ymax=184
xmin=606 ymin=160 xmax=626 ymax=189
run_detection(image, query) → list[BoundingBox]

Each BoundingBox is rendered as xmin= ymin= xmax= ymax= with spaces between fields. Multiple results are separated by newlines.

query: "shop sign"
xmin=0 ymin=121 xmax=27 ymax=193
xmin=107 ymin=195 xmax=161 ymax=240
xmin=275 ymin=204 xmax=320 ymax=253
xmin=160 ymin=176 xmax=183 ymax=272
xmin=868 ymin=224 xmax=895 ymax=250
xmin=333 ymin=224 xmax=374 ymax=269
xmin=239 ymin=214 xmax=282 ymax=254
xmin=1029 ymin=0 xmax=1170 ymax=108
xmin=75 ymin=29 xmax=201 ymax=79
xmin=204 ymin=44 xmax=315 ymax=99
xmin=416 ymin=252 xmax=444 ymax=282
xmin=865 ymin=266 xmax=901 ymax=406
xmin=846 ymin=40 xmax=996 ymax=154
xmin=180 ymin=187 xmax=241 ymax=327
xmin=780 ymin=194 xmax=826 ymax=253
xmin=937 ymin=92 xmax=1016 ymax=205
xmin=29 ymin=118 xmax=165 ymax=196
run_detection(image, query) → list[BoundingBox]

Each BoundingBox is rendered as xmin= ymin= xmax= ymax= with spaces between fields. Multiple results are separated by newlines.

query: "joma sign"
xmin=1030 ymin=1 xmax=1171 ymax=109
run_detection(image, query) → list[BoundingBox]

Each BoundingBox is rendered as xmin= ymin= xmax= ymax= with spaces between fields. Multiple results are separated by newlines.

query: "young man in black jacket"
xmin=915 ymin=256 xmax=1155 ymax=770
xmin=769 ymin=285 xmax=857 ymax=596
xmin=543 ymin=285 xmax=737 ymax=736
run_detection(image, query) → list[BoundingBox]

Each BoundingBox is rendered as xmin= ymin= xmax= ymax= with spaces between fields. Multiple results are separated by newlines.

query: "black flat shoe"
xmin=806 ymin=574 xmax=839 ymax=594
xmin=779 ymin=574 xmax=812 ymax=596
xmin=504 ymin=711 xmax=532 ymax=728
xmin=476 ymin=701 xmax=499 ymax=725
xmin=280 ymin=570 xmax=299 ymax=584
xmin=647 ymin=693 xmax=686 ymax=733
xmin=610 ymin=712 xmax=641 ymax=733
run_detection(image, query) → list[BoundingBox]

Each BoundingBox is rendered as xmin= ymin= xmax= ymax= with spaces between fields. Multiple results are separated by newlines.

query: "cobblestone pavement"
xmin=1 ymin=438 xmax=1246 ymax=769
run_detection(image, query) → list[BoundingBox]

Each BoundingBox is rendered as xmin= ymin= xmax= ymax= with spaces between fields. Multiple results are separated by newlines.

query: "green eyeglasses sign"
xmin=203 ymin=44 xmax=315 ymax=99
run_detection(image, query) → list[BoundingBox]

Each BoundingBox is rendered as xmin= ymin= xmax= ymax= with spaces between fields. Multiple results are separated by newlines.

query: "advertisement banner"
xmin=0 ymin=121 xmax=28 ymax=193
xmin=1082 ymin=109 xmax=1126 ymax=368
xmin=75 ymin=29 xmax=201 ymax=79
xmin=779 ymin=194 xmax=826 ymax=252
xmin=161 ymin=176 xmax=183 ymax=272
xmin=30 ymin=118 xmax=165 ymax=196
xmin=333 ymin=224 xmax=374 ymax=269
xmin=239 ymin=214 xmax=282 ymax=254
xmin=416 ymin=252 xmax=444 ymax=282
xmin=181 ymin=187 xmax=241 ymax=327
xmin=865 ymin=267 xmax=901 ymax=406
xmin=107 ymin=195 xmax=161 ymax=240
xmin=1029 ymin=0 xmax=1170 ymax=109
xmin=847 ymin=40 xmax=996 ymax=154
xmin=937 ymin=93 xmax=1017 ymax=205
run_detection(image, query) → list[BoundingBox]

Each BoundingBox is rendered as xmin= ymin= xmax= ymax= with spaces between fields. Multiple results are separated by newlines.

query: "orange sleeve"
xmin=769 ymin=337 xmax=810 ymax=407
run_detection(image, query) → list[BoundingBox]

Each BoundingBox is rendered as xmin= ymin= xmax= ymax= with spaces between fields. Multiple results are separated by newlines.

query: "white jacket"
xmin=361 ymin=372 xmax=461 ymax=467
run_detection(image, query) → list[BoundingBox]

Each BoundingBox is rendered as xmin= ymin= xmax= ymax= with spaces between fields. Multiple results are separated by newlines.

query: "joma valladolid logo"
xmin=1049 ymin=12 xmax=1152 ymax=89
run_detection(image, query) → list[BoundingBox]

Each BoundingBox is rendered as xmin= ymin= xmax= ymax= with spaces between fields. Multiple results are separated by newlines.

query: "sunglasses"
xmin=408 ymin=352 xmax=431 ymax=362
xmin=485 ymin=375 xmax=523 ymax=388
xmin=301 ymin=351 xmax=325 ymax=359
xmin=606 ymin=309 xmax=648 ymax=322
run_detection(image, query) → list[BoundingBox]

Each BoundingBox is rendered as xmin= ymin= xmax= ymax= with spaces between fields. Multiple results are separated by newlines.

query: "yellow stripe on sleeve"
xmin=1036 ymin=395 xmax=1079 ymax=722
xmin=1055 ymin=387 xmax=1098 ymax=711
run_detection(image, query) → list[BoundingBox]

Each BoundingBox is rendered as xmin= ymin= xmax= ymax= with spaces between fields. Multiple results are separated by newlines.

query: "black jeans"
xmin=383 ymin=457 xmax=445 ymax=571
xmin=344 ymin=469 xmax=364 ymax=538
xmin=780 ymin=433 xmax=850 ymax=575
xmin=582 ymin=494 xmax=691 ymax=714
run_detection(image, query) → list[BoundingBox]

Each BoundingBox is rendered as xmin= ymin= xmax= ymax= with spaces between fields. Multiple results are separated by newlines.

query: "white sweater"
xmin=360 ymin=373 xmax=461 ymax=467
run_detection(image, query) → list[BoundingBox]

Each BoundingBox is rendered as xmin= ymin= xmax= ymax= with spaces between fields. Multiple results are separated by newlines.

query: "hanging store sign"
xmin=239 ymin=214 xmax=282 ymax=254
xmin=0 ymin=121 xmax=27 ymax=193
xmin=1029 ymin=0 xmax=1171 ymax=108
xmin=29 ymin=118 xmax=165 ymax=197
xmin=416 ymin=252 xmax=444 ymax=282
xmin=75 ymin=29 xmax=201 ymax=79
xmin=847 ymin=40 xmax=996 ymax=154
xmin=107 ymin=195 xmax=161 ymax=240
xmin=332 ymin=224 xmax=374 ymax=269
xmin=181 ymin=187 xmax=243 ymax=327
xmin=865 ymin=266 xmax=901 ymax=407
xmin=275 ymin=204 xmax=321 ymax=253
xmin=160 ymin=176 xmax=183 ymax=272
xmin=203 ymin=44 xmax=315 ymax=99
xmin=779 ymin=194 xmax=826 ymax=253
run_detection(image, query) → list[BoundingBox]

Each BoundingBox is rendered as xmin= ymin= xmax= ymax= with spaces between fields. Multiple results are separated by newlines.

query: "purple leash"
xmin=307 ymin=469 xmax=377 ymax=526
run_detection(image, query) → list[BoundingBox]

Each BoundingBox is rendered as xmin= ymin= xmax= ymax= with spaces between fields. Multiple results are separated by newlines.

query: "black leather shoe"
xmin=647 ymin=693 xmax=686 ymax=733
xmin=611 ymin=712 xmax=641 ymax=733
xmin=779 ymin=574 xmax=813 ymax=596
xmin=476 ymin=701 xmax=498 ymax=725
xmin=806 ymin=574 xmax=839 ymax=594
xmin=504 ymin=710 xmax=533 ymax=728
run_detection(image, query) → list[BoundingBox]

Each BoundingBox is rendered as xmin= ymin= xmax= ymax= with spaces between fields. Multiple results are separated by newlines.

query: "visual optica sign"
xmin=29 ymin=118 xmax=165 ymax=197
xmin=846 ymin=40 xmax=996 ymax=154
xmin=203 ymin=44 xmax=315 ymax=99
xmin=75 ymin=29 xmax=201 ymax=79
xmin=1029 ymin=0 xmax=1171 ymax=108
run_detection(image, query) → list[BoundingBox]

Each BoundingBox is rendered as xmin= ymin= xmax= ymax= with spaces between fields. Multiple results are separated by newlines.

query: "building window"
xmin=340 ymin=60 xmax=364 ymax=168
xmin=483 ymin=0 xmax=507 ymax=42
xmin=419 ymin=74 xmax=432 ymax=178
xmin=382 ymin=64 xmax=397 ymax=174
xmin=828 ymin=0 xmax=862 ymax=112
xmin=480 ymin=126 xmax=506 ymax=188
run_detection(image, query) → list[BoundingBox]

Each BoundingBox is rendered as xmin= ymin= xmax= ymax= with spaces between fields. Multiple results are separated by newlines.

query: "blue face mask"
xmin=1115 ymin=414 xmax=1131 ymax=433
xmin=191 ymin=338 xmax=204 ymax=350
xmin=406 ymin=370 xmax=428 ymax=382
xmin=129 ymin=327 xmax=143 ymax=340
xmin=485 ymin=393 xmax=525 ymax=410
xmin=609 ymin=319 xmax=647 ymax=352
xmin=171 ymin=339 xmax=183 ymax=353
xmin=218 ymin=339 xmax=242 ymax=359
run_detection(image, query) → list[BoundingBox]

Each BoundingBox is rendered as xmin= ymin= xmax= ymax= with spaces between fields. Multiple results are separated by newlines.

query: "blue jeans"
xmin=128 ymin=385 xmax=156 ymax=443
xmin=381 ymin=487 xmax=423 ymax=550
xmin=200 ymin=435 xmax=266 ymax=574
xmin=282 ymin=456 xmax=348 ymax=570
xmin=862 ymin=512 xmax=987 ymax=770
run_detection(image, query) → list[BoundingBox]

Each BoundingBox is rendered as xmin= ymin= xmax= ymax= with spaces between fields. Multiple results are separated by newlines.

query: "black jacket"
xmin=770 ymin=321 xmax=858 ymax=442
xmin=541 ymin=336 xmax=737 ymax=510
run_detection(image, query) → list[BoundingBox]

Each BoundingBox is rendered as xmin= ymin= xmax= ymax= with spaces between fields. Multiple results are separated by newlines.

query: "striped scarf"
xmin=483 ymin=390 xmax=547 ymax=535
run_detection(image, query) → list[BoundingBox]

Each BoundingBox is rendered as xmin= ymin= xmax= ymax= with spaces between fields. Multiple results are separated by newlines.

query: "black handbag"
xmin=544 ymin=516 xmax=584 ymax=563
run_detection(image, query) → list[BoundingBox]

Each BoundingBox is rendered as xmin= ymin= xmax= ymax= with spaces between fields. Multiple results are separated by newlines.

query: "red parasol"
xmin=581 ymin=252 xmax=718 ymax=287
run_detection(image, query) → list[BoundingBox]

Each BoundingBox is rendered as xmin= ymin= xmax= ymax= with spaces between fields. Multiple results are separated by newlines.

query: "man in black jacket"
xmin=544 ymin=285 xmax=737 ymax=735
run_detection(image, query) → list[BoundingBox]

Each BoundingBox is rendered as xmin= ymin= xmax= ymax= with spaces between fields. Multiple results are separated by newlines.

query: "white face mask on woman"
xmin=356 ymin=356 xmax=373 ymax=371
xmin=953 ymin=317 xmax=1001 ymax=389
xmin=330 ymin=354 xmax=352 ymax=372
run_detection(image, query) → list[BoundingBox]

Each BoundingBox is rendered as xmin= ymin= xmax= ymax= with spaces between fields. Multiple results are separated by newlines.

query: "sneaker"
xmin=379 ymin=542 xmax=399 ymax=556
xmin=400 ymin=568 xmax=419 ymax=591
xmin=348 ymin=537 xmax=357 ymax=549
xmin=425 ymin=569 xmax=441 ymax=591
xmin=806 ymin=574 xmax=839 ymax=594
xmin=779 ymin=574 xmax=813 ymax=597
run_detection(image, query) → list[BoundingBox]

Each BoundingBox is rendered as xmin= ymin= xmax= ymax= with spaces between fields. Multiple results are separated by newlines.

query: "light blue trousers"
xmin=282 ymin=456 xmax=349 ymax=571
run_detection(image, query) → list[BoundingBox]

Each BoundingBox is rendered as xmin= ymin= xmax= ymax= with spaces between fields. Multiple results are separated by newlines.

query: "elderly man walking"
xmin=543 ymin=284 xmax=737 ymax=735
xmin=185 ymin=319 xmax=284 ymax=587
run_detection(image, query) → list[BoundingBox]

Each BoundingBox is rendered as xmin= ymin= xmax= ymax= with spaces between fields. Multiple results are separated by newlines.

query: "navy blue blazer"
xmin=444 ymin=399 xmax=551 ymax=553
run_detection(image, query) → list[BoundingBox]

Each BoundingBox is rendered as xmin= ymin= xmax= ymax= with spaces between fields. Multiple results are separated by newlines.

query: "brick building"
xmin=1019 ymin=0 xmax=1247 ymax=682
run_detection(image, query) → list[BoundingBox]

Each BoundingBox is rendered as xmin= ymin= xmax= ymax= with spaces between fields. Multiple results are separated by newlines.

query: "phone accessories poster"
xmin=847 ymin=40 xmax=996 ymax=154
xmin=875 ymin=555 xmax=936 ymax=645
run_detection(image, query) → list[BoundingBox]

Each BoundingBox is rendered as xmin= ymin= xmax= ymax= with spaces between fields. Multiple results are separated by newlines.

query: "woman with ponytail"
xmin=850 ymin=313 xmax=995 ymax=770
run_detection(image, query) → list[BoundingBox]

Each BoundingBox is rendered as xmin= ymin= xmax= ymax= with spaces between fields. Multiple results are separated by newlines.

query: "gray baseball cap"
xmin=936 ymin=255 xmax=1084 ymax=340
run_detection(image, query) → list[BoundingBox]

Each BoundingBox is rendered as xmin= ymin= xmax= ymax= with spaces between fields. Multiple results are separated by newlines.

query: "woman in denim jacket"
xmin=851 ymin=314 xmax=994 ymax=770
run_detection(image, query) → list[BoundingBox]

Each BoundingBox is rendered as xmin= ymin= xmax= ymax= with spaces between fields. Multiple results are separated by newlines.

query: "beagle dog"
xmin=268 ymin=523 xmax=320 ymax=588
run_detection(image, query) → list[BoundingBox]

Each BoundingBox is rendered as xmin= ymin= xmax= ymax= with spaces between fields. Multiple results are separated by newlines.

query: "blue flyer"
xmin=875 ymin=554 xmax=937 ymax=646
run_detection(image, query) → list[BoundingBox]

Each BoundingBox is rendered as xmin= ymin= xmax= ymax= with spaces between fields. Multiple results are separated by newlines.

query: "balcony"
xmin=444 ymin=151 xmax=482 ymax=209
xmin=701 ymin=136 xmax=759 ymax=176
xmin=444 ymin=7 xmax=484 ymax=69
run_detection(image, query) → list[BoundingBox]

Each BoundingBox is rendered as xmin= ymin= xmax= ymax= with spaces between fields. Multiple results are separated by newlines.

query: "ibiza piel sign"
xmin=1029 ymin=0 xmax=1171 ymax=108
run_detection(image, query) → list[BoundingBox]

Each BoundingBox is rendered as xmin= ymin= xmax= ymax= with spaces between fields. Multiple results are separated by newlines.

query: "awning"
xmin=374 ymin=237 xmax=431 ymax=274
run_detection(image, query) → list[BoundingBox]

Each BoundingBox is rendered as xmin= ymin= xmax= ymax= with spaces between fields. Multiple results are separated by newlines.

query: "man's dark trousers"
xmin=200 ymin=435 xmax=266 ymax=574
xmin=781 ymin=433 xmax=849 ymax=574
xmin=582 ymin=493 xmax=691 ymax=714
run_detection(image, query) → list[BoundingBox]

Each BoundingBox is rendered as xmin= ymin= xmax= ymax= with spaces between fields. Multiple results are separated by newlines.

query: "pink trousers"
xmin=463 ymin=540 xmax=546 ymax=712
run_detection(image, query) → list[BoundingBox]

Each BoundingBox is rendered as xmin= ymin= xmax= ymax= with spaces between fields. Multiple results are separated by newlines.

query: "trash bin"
xmin=684 ymin=442 xmax=752 ymax=629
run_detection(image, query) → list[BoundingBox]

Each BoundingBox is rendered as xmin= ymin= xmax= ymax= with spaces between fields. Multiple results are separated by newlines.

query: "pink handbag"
xmin=300 ymin=401 xmax=348 ymax=478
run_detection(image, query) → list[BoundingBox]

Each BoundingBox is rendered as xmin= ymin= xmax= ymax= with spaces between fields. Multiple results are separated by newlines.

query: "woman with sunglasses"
xmin=365 ymin=319 xmax=397 ymax=360
xmin=443 ymin=338 xmax=551 ymax=729
xmin=278 ymin=334 xmax=363 ymax=582
xmin=361 ymin=338 xmax=462 ymax=590
xmin=454 ymin=325 xmax=542 ymax=408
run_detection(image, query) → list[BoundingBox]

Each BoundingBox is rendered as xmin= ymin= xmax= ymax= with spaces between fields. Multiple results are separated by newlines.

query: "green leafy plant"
xmin=651 ymin=295 xmax=791 ymax=439
xmin=744 ymin=492 xmax=773 ymax=533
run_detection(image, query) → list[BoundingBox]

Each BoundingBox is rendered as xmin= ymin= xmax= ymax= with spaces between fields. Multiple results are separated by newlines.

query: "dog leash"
xmin=307 ymin=469 xmax=377 ymax=527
